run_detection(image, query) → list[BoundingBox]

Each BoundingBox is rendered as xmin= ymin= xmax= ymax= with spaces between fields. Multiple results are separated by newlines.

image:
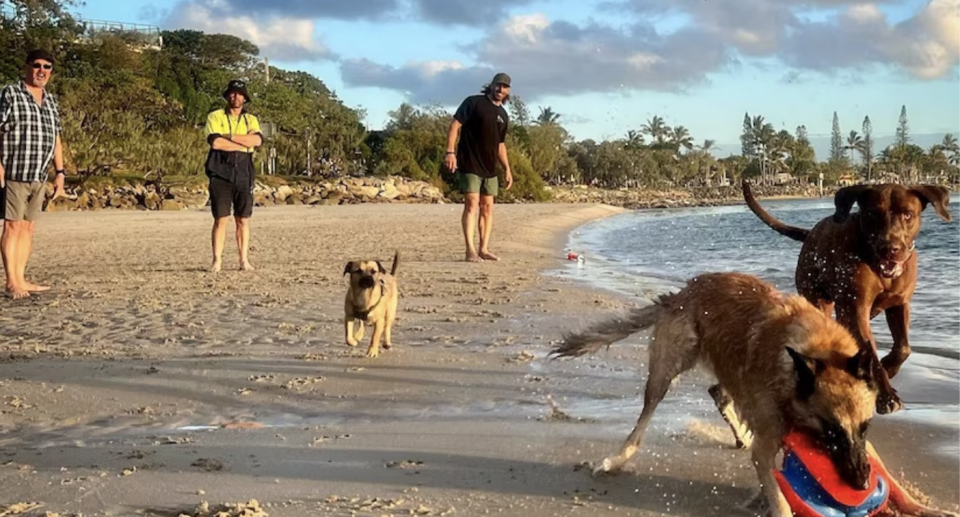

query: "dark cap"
xmin=222 ymin=79 xmax=250 ymax=103
xmin=25 ymin=49 xmax=55 ymax=65
xmin=490 ymin=72 xmax=511 ymax=87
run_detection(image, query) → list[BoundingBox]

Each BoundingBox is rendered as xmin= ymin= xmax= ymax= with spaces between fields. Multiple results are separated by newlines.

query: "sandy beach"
xmin=0 ymin=203 xmax=956 ymax=517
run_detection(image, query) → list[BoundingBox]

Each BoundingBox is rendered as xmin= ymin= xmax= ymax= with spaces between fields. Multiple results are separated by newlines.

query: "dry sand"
xmin=0 ymin=203 xmax=956 ymax=517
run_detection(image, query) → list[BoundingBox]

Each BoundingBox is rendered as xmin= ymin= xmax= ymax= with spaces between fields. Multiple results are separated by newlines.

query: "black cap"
xmin=490 ymin=72 xmax=511 ymax=87
xmin=25 ymin=49 xmax=55 ymax=65
xmin=222 ymin=79 xmax=250 ymax=103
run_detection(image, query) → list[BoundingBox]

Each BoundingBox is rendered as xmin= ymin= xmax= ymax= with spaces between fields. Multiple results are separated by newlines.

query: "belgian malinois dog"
xmin=552 ymin=272 xmax=891 ymax=517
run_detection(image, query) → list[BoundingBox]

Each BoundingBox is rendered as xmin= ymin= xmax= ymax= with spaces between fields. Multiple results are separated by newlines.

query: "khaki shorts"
xmin=458 ymin=172 xmax=499 ymax=197
xmin=1 ymin=181 xmax=45 ymax=221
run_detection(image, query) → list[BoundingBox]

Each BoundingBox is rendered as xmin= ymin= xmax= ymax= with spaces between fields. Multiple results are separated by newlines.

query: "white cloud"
xmin=164 ymin=0 xmax=332 ymax=62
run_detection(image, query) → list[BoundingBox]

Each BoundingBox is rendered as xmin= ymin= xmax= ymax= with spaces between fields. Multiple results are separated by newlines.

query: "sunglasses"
xmin=30 ymin=63 xmax=53 ymax=70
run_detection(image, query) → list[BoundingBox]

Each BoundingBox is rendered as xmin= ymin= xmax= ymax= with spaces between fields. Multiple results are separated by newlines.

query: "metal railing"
xmin=78 ymin=19 xmax=162 ymax=49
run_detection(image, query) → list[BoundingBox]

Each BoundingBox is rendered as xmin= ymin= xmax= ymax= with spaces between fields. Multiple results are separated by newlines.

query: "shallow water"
xmin=554 ymin=194 xmax=960 ymax=431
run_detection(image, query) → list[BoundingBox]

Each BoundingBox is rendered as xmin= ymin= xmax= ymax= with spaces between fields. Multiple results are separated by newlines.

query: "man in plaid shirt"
xmin=0 ymin=49 xmax=66 ymax=299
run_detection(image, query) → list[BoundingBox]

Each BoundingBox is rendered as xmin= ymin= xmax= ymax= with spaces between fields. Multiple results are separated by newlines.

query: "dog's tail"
xmin=390 ymin=250 xmax=400 ymax=276
xmin=550 ymin=302 xmax=665 ymax=359
xmin=742 ymin=179 xmax=809 ymax=242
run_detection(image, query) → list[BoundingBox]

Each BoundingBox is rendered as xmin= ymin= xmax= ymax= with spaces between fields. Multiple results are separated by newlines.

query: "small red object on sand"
xmin=566 ymin=252 xmax=579 ymax=260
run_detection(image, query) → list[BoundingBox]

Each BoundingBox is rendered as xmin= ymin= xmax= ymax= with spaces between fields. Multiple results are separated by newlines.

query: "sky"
xmin=74 ymin=0 xmax=959 ymax=156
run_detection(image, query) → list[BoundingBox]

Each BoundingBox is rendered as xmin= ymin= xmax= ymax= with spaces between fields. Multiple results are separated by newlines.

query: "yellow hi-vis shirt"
xmin=204 ymin=109 xmax=262 ymax=153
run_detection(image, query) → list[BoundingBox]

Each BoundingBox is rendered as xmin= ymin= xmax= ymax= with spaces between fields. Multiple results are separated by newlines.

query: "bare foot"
xmin=5 ymin=286 xmax=29 ymax=299
xmin=240 ymin=261 xmax=255 ymax=271
xmin=465 ymin=253 xmax=484 ymax=263
xmin=210 ymin=260 xmax=222 ymax=273
xmin=24 ymin=282 xmax=50 ymax=293
xmin=478 ymin=251 xmax=500 ymax=261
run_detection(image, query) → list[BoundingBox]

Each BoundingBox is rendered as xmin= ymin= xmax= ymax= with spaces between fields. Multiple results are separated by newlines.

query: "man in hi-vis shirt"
xmin=204 ymin=79 xmax=262 ymax=272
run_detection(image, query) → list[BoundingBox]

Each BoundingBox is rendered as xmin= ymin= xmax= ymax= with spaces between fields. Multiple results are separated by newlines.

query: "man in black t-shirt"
xmin=443 ymin=72 xmax=514 ymax=262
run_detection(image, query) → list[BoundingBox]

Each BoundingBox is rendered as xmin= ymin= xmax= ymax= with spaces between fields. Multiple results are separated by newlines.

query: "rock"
xmin=161 ymin=199 xmax=183 ymax=211
xmin=253 ymin=192 xmax=273 ymax=207
xmin=46 ymin=197 xmax=77 ymax=212
xmin=379 ymin=184 xmax=401 ymax=200
xmin=275 ymin=185 xmax=294 ymax=202
xmin=143 ymin=192 xmax=162 ymax=211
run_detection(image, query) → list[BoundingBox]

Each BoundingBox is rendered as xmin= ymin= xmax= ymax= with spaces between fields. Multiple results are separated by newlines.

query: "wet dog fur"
xmin=551 ymin=272 xmax=955 ymax=517
xmin=742 ymin=180 xmax=952 ymax=414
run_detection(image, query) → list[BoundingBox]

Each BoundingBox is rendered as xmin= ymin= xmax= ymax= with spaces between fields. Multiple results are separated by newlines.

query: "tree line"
xmin=2 ymin=0 xmax=956 ymax=202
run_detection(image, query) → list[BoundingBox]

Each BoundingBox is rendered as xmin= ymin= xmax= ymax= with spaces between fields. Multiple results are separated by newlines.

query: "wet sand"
xmin=0 ymin=203 xmax=956 ymax=516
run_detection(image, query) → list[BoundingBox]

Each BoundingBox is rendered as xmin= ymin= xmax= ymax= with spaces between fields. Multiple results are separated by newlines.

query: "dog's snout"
xmin=358 ymin=275 xmax=376 ymax=289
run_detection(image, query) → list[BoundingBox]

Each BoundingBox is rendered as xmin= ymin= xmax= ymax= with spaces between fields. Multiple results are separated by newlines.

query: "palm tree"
xmin=751 ymin=116 xmax=775 ymax=183
xmin=845 ymin=130 xmax=863 ymax=164
xmin=941 ymin=133 xmax=959 ymax=167
xmin=670 ymin=125 xmax=694 ymax=154
xmin=536 ymin=106 xmax=561 ymax=125
xmin=625 ymin=130 xmax=645 ymax=149
xmin=641 ymin=115 xmax=670 ymax=145
xmin=768 ymin=130 xmax=793 ymax=176
xmin=697 ymin=139 xmax=718 ymax=184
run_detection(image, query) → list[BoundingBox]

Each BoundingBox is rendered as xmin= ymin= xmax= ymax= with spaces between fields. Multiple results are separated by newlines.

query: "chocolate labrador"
xmin=742 ymin=180 xmax=952 ymax=414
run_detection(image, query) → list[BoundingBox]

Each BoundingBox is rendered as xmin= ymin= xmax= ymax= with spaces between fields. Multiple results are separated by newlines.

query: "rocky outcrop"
xmin=44 ymin=176 xmax=448 ymax=212
xmin=547 ymin=183 xmax=836 ymax=209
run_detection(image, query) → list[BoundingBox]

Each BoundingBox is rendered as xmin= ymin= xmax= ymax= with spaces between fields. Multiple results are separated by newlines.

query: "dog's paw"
xmin=346 ymin=338 xmax=359 ymax=347
xmin=365 ymin=348 xmax=380 ymax=358
xmin=591 ymin=457 xmax=624 ymax=477
xmin=876 ymin=390 xmax=904 ymax=414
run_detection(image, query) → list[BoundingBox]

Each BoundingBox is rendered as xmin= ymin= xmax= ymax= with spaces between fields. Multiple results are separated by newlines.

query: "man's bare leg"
xmin=461 ymin=193 xmax=482 ymax=262
xmin=236 ymin=217 xmax=254 ymax=271
xmin=477 ymin=194 xmax=499 ymax=261
xmin=211 ymin=216 xmax=229 ymax=272
xmin=2 ymin=221 xmax=28 ymax=299
xmin=19 ymin=221 xmax=49 ymax=292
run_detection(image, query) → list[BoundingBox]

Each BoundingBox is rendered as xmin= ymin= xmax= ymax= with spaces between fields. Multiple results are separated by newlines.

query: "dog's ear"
xmin=833 ymin=185 xmax=869 ymax=223
xmin=910 ymin=185 xmax=952 ymax=222
xmin=343 ymin=261 xmax=356 ymax=276
xmin=845 ymin=348 xmax=876 ymax=386
xmin=786 ymin=346 xmax=818 ymax=400
xmin=376 ymin=261 xmax=387 ymax=274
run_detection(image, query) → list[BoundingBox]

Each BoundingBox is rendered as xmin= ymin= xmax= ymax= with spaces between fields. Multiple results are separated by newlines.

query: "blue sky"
xmin=75 ymin=0 xmax=959 ymax=156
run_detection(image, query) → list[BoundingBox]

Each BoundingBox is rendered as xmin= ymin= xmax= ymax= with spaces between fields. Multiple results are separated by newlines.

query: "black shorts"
xmin=209 ymin=176 xmax=253 ymax=219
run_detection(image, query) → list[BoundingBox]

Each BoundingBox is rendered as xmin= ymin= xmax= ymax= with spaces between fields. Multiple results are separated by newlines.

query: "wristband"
xmin=445 ymin=152 xmax=455 ymax=155
xmin=55 ymin=169 xmax=65 ymax=176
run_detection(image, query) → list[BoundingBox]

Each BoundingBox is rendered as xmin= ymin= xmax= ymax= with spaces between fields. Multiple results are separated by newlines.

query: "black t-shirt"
xmin=454 ymin=94 xmax=508 ymax=179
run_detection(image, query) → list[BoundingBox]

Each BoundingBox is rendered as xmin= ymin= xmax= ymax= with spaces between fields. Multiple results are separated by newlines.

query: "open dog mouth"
xmin=876 ymin=242 xmax=914 ymax=279
xmin=878 ymin=260 xmax=903 ymax=279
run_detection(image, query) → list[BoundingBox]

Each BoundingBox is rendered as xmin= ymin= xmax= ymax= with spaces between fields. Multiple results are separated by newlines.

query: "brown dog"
xmin=742 ymin=180 xmax=952 ymax=414
xmin=551 ymin=272 xmax=956 ymax=517
xmin=343 ymin=251 xmax=400 ymax=358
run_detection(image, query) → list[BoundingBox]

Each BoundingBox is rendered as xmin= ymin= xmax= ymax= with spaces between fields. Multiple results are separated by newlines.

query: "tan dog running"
xmin=343 ymin=251 xmax=399 ymax=358
xmin=552 ymin=272 xmax=954 ymax=517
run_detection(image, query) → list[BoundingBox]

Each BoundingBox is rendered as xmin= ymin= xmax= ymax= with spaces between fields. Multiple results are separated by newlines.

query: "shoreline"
xmin=0 ymin=203 xmax=956 ymax=517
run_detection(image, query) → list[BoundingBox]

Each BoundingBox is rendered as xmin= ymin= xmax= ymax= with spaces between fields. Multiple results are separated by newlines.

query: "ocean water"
xmin=556 ymin=194 xmax=960 ymax=429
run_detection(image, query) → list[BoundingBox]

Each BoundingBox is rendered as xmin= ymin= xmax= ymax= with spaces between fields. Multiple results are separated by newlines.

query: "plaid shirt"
xmin=0 ymin=81 xmax=61 ymax=183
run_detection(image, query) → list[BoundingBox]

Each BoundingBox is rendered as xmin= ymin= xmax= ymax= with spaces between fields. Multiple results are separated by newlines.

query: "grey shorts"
xmin=1 ymin=180 xmax=45 ymax=221
xmin=458 ymin=172 xmax=499 ymax=197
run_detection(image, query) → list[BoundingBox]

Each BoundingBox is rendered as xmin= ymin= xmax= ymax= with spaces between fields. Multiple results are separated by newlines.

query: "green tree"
xmin=861 ymin=116 xmax=874 ymax=181
xmin=895 ymin=105 xmax=909 ymax=148
xmin=829 ymin=111 xmax=845 ymax=164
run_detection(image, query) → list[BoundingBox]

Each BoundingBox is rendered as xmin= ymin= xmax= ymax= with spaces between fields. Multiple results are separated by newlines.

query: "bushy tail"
xmin=550 ymin=303 xmax=664 ymax=358
xmin=391 ymin=250 xmax=400 ymax=276
xmin=742 ymin=179 xmax=809 ymax=242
